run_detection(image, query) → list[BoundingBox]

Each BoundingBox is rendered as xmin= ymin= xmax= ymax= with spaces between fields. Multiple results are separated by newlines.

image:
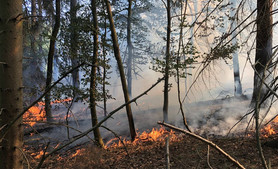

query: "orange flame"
xmin=71 ymin=149 xmax=84 ymax=158
xmin=31 ymin=150 xmax=47 ymax=159
xmin=106 ymin=127 xmax=177 ymax=148
xmin=261 ymin=116 xmax=278 ymax=137
xmin=263 ymin=125 xmax=276 ymax=136
xmin=23 ymin=105 xmax=46 ymax=127
xmin=23 ymin=98 xmax=72 ymax=127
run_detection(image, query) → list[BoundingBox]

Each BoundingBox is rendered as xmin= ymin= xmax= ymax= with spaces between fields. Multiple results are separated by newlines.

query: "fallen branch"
xmin=157 ymin=121 xmax=245 ymax=169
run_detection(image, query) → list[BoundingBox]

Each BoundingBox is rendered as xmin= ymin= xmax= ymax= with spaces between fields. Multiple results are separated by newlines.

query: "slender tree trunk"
xmin=70 ymin=0 xmax=80 ymax=100
xmin=38 ymin=0 xmax=43 ymax=54
xmin=0 ymin=0 xmax=23 ymax=168
xmin=102 ymin=17 xmax=108 ymax=117
xmin=45 ymin=0 xmax=60 ymax=122
xmin=29 ymin=0 xmax=44 ymax=103
xmin=43 ymin=0 xmax=55 ymax=25
xmin=31 ymin=0 xmax=37 ymax=54
xmin=231 ymin=0 xmax=243 ymax=97
xmin=127 ymin=0 xmax=133 ymax=98
xmin=30 ymin=0 xmax=39 ymax=103
xmin=104 ymin=0 xmax=136 ymax=141
xmin=252 ymin=0 xmax=273 ymax=105
xmin=176 ymin=1 xmax=190 ymax=132
xmin=90 ymin=0 xmax=105 ymax=148
xmin=163 ymin=0 xmax=171 ymax=123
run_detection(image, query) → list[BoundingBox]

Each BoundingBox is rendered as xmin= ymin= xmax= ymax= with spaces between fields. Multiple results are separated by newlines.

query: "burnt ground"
xmin=25 ymin=133 xmax=278 ymax=169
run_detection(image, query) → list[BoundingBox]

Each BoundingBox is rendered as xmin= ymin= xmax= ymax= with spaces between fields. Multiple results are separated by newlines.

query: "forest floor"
xmin=26 ymin=132 xmax=278 ymax=169
xmin=23 ymin=96 xmax=278 ymax=168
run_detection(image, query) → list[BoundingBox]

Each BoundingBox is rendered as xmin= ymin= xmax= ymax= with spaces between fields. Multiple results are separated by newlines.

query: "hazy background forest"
xmin=1 ymin=0 xmax=278 ymax=168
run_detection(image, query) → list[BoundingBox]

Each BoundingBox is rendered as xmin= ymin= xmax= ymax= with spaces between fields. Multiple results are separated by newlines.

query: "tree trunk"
xmin=252 ymin=0 xmax=273 ymax=105
xmin=29 ymin=0 xmax=44 ymax=104
xmin=231 ymin=0 xmax=243 ymax=97
xmin=102 ymin=16 xmax=108 ymax=117
xmin=31 ymin=0 xmax=37 ymax=54
xmin=90 ymin=0 xmax=105 ymax=148
xmin=127 ymin=0 xmax=133 ymax=98
xmin=176 ymin=1 xmax=190 ymax=132
xmin=0 ymin=0 xmax=24 ymax=168
xmin=163 ymin=0 xmax=171 ymax=123
xmin=38 ymin=0 xmax=43 ymax=54
xmin=70 ymin=0 xmax=80 ymax=100
xmin=30 ymin=0 xmax=39 ymax=103
xmin=45 ymin=0 xmax=60 ymax=122
xmin=104 ymin=0 xmax=136 ymax=141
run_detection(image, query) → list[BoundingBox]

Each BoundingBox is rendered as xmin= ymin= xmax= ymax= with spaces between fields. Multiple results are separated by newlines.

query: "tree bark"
xmin=176 ymin=1 xmax=190 ymax=132
xmin=127 ymin=0 xmax=133 ymax=98
xmin=231 ymin=0 xmax=243 ymax=97
xmin=0 ymin=0 xmax=24 ymax=168
xmin=31 ymin=0 xmax=37 ymax=54
xmin=38 ymin=0 xmax=43 ymax=53
xmin=163 ymin=0 xmax=171 ymax=123
xmin=45 ymin=0 xmax=60 ymax=122
xmin=104 ymin=0 xmax=136 ymax=141
xmin=102 ymin=15 xmax=108 ymax=117
xmin=70 ymin=0 xmax=80 ymax=100
xmin=252 ymin=0 xmax=273 ymax=105
xmin=90 ymin=0 xmax=105 ymax=148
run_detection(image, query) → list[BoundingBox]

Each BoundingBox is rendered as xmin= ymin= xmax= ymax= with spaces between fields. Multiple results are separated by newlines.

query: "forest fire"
xmin=31 ymin=150 xmax=46 ymax=159
xmin=70 ymin=149 xmax=85 ymax=158
xmin=23 ymin=102 xmax=46 ymax=127
xmin=105 ymin=127 xmax=178 ymax=148
xmin=261 ymin=116 xmax=278 ymax=137
xmin=23 ymin=98 xmax=72 ymax=127
xmin=28 ymin=147 xmax=85 ymax=161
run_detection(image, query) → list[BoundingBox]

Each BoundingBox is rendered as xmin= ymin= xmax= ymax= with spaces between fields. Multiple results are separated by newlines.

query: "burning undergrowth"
xmin=23 ymin=98 xmax=74 ymax=127
xmin=25 ymin=132 xmax=278 ymax=169
xmin=22 ymin=95 xmax=278 ymax=168
xmin=105 ymin=127 xmax=178 ymax=148
xmin=261 ymin=116 xmax=278 ymax=137
xmin=25 ymin=126 xmax=179 ymax=162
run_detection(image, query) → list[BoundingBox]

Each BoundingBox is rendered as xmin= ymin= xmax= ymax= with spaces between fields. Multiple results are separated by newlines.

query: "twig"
xmin=158 ymin=121 xmax=246 ymax=169
xmin=165 ymin=136 xmax=170 ymax=169
xmin=264 ymin=114 xmax=278 ymax=126
xmin=62 ymin=101 xmax=79 ymax=127
xmin=65 ymin=99 xmax=74 ymax=140
xmin=17 ymin=147 xmax=30 ymax=169
xmin=101 ymin=125 xmax=129 ymax=156
xmin=207 ymin=145 xmax=213 ymax=169
xmin=254 ymin=63 xmax=269 ymax=169
xmin=36 ymin=142 xmax=50 ymax=169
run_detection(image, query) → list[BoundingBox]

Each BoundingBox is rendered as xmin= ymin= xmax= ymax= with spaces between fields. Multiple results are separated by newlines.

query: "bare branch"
xmin=158 ymin=121 xmax=246 ymax=169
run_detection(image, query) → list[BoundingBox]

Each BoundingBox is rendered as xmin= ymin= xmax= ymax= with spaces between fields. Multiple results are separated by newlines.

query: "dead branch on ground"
xmin=158 ymin=121 xmax=245 ymax=169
